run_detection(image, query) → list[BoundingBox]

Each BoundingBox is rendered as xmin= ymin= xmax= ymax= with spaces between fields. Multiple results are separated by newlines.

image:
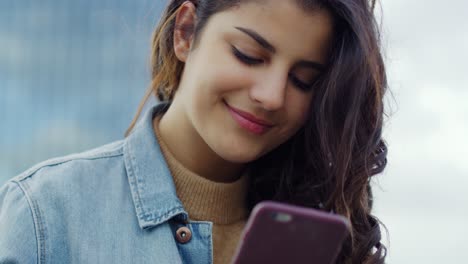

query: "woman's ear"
xmin=173 ymin=2 xmax=197 ymax=62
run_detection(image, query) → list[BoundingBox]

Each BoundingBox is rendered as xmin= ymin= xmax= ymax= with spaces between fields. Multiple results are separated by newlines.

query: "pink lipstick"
xmin=225 ymin=102 xmax=273 ymax=135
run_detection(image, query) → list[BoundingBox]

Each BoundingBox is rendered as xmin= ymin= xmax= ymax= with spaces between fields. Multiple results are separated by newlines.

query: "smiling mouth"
xmin=223 ymin=101 xmax=274 ymax=135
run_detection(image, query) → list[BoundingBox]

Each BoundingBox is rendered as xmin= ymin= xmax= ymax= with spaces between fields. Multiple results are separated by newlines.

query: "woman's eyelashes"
xmin=289 ymin=73 xmax=314 ymax=91
xmin=231 ymin=45 xmax=314 ymax=92
xmin=231 ymin=45 xmax=263 ymax=65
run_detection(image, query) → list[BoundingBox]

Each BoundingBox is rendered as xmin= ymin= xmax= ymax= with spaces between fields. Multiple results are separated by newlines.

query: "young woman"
xmin=0 ymin=0 xmax=388 ymax=263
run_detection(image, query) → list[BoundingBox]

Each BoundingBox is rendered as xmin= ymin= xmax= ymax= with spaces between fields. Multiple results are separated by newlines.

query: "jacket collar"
xmin=123 ymin=102 xmax=188 ymax=229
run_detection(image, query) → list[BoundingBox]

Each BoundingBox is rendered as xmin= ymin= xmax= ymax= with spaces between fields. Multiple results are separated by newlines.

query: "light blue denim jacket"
xmin=0 ymin=103 xmax=215 ymax=263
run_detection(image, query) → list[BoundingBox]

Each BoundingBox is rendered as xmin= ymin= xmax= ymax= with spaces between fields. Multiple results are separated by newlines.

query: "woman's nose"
xmin=249 ymin=71 xmax=288 ymax=111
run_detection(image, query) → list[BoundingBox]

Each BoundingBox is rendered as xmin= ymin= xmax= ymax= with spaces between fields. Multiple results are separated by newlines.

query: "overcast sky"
xmin=374 ymin=0 xmax=468 ymax=262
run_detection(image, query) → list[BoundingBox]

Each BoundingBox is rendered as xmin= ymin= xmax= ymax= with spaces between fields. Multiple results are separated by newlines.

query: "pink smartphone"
xmin=231 ymin=201 xmax=350 ymax=264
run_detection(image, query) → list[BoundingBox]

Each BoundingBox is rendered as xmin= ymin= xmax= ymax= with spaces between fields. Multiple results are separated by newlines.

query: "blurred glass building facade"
xmin=0 ymin=1 xmax=165 ymax=185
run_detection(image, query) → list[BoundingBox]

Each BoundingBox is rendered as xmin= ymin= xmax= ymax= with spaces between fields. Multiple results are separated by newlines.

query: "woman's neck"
xmin=156 ymin=102 xmax=245 ymax=183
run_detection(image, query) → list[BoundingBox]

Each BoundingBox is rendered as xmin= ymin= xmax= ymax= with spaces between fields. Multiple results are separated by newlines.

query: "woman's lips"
xmin=225 ymin=102 xmax=273 ymax=135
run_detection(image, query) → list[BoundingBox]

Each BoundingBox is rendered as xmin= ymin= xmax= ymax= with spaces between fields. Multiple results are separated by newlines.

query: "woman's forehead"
xmin=208 ymin=0 xmax=334 ymax=63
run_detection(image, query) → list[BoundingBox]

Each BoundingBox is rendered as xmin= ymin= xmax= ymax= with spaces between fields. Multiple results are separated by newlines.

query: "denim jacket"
xmin=0 ymin=103 xmax=215 ymax=263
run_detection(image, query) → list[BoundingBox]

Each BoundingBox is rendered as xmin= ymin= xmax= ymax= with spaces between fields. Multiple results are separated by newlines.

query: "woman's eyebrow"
xmin=234 ymin=26 xmax=325 ymax=72
xmin=235 ymin=26 xmax=276 ymax=53
xmin=296 ymin=61 xmax=325 ymax=72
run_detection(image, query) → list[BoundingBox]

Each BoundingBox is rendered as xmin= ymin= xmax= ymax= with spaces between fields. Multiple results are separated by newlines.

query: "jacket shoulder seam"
xmin=11 ymin=181 xmax=43 ymax=263
xmin=15 ymin=141 xmax=124 ymax=183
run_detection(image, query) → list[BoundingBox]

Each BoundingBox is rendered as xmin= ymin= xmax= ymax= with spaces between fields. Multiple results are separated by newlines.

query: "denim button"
xmin=175 ymin=226 xmax=192 ymax=244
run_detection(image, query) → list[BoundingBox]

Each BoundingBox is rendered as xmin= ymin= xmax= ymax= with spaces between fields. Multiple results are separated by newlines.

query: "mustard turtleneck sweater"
xmin=154 ymin=117 xmax=248 ymax=264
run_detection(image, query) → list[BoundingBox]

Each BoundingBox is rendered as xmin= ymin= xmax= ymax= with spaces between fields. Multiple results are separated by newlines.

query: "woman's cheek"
xmin=210 ymin=66 xmax=255 ymax=94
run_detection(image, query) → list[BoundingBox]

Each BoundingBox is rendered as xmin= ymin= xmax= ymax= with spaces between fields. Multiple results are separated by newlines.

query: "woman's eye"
xmin=231 ymin=46 xmax=263 ymax=66
xmin=231 ymin=45 xmax=314 ymax=91
xmin=289 ymin=73 xmax=314 ymax=92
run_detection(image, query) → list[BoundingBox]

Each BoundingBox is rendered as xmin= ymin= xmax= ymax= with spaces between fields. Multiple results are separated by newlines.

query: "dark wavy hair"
xmin=126 ymin=0 xmax=388 ymax=263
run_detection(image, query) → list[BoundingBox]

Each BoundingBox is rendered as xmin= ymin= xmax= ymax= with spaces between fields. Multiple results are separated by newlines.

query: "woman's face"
xmin=173 ymin=0 xmax=334 ymax=163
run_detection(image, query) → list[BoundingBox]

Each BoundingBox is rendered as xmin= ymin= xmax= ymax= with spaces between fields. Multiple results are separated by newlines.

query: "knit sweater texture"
xmin=154 ymin=117 xmax=248 ymax=264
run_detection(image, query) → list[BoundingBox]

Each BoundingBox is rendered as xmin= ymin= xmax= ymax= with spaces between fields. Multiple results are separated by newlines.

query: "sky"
xmin=372 ymin=0 xmax=468 ymax=262
xmin=1 ymin=0 xmax=467 ymax=262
